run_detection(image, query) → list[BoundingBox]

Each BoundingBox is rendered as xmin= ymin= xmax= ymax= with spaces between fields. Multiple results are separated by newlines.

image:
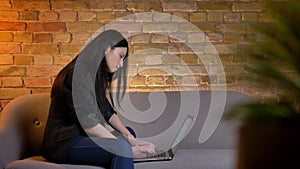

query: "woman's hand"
xmin=131 ymin=144 xmax=156 ymax=158
xmin=125 ymin=134 xmax=157 ymax=154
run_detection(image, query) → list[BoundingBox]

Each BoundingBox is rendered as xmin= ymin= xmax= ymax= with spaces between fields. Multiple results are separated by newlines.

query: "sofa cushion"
xmin=135 ymin=149 xmax=237 ymax=169
xmin=5 ymin=156 xmax=105 ymax=169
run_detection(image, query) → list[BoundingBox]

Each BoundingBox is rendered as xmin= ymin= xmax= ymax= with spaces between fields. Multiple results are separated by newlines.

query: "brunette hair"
xmin=52 ymin=29 xmax=128 ymax=111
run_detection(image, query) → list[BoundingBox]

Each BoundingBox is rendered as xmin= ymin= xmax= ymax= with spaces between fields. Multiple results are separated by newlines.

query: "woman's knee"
xmin=115 ymin=136 xmax=133 ymax=157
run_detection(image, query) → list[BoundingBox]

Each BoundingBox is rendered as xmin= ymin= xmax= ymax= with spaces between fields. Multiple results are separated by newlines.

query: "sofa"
xmin=0 ymin=91 xmax=254 ymax=169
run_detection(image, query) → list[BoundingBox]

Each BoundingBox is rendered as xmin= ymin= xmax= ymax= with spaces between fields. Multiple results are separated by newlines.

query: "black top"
xmin=41 ymin=68 xmax=116 ymax=163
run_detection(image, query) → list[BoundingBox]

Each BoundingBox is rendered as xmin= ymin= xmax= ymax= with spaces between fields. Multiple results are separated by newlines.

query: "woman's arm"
xmin=108 ymin=113 xmax=132 ymax=137
xmin=84 ymin=123 xmax=117 ymax=138
xmin=109 ymin=114 xmax=157 ymax=154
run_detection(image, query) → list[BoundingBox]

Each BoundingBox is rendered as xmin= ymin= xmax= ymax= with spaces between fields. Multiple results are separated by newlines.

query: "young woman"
xmin=41 ymin=29 xmax=156 ymax=169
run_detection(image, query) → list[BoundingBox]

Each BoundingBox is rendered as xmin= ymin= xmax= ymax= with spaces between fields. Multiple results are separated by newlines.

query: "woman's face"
xmin=105 ymin=47 xmax=127 ymax=73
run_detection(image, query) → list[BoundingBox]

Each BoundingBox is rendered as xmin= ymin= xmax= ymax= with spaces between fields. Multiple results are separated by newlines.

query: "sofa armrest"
xmin=0 ymin=125 xmax=23 ymax=168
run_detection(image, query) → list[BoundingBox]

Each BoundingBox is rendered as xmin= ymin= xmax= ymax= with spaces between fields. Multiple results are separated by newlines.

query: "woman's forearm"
xmin=108 ymin=114 xmax=132 ymax=137
xmin=84 ymin=123 xmax=117 ymax=138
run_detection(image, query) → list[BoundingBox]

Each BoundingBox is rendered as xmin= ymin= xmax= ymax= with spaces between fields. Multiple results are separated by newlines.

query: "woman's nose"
xmin=119 ymin=59 xmax=124 ymax=67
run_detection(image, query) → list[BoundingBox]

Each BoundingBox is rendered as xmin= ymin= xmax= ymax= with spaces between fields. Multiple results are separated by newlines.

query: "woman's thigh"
xmin=66 ymin=136 xmax=133 ymax=168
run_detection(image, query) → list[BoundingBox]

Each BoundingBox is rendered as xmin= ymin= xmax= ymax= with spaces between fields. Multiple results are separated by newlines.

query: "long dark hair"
xmin=52 ymin=29 xmax=128 ymax=111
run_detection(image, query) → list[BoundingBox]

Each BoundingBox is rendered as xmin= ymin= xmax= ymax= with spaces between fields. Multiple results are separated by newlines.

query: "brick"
xmin=33 ymin=54 xmax=53 ymax=65
xmin=206 ymin=33 xmax=223 ymax=42
xmin=143 ymin=23 xmax=178 ymax=33
xmin=145 ymin=55 xmax=163 ymax=65
xmin=0 ymin=32 xmax=13 ymax=42
xmin=12 ymin=0 xmax=49 ymax=10
xmin=151 ymin=34 xmax=168 ymax=43
xmin=116 ymin=11 xmax=134 ymax=22
xmin=127 ymin=54 xmax=145 ymax=65
xmin=187 ymin=32 xmax=205 ymax=43
xmin=172 ymin=12 xmax=189 ymax=21
xmin=96 ymin=12 xmax=116 ymax=22
xmin=0 ymin=22 xmax=26 ymax=31
xmin=20 ymin=11 xmax=38 ymax=20
xmin=224 ymin=13 xmax=241 ymax=22
xmin=59 ymin=11 xmax=77 ymax=21
xmin=0 ymin=11 xmax=19 ymax=20
xmin=163 ymin=1 xmax=197 ymax=12
xmin=215 ymin=23 xmax=247 ymax=33
xmin=131 ymin=34 xmax=150 ymax=44
xmin=127 ymin=2 xmax=161 ymax=11
xmin=182 ymin=22 xmax=214 ymax=33
xmin=129 ymin=75 xmax=146 ymax=87
xmin=198 ymin=2 xmax=232 ymax=12
xmin=39 ymin=11 xmax=59 ymax=21
xmin=0 ymin=54 xmax=13 ymax=65
xmin=181 ymin=54 xmax=198 ymax=64
xmin=71 ymin=33 xmax=90 ymax=44
xmin=169 ymin=32 xmax=187 ymax=43
xmin=168 ymin=43 xmax=193 ymax=54
xmin=153 ymin=12 xmax=171 ymax=22
xmin=135 ymin=12 xmax=153 ymax=22
xmin=127 ymin=65 xmax=138 ymax=76
xmin=26 ymin=66 xmax=62 ymax=76
xmin=27 ymin=22 xmax=65 ymax=32
xmin=164 ymin=76 xmax=178 ymax=86
xmin=23 ymin=44 xmax=58 ymax=54
xmin=105 ymin=22 xmax=141 ymax=33
xmin=223 ymin=65 xmax=244 ymax=74
xmin=0 ymin=44 xmax=20 ymax=54
xmin=214 ymin=44 xmax=237 ymax=54
xmin=182 ymin=75 xmax=201 ymax=85
xmin=133 ymin=45 xmax=168 ymax=54
xmin=190 ymin=13 xmax=206 ymax=22
xmin=24 ymin=77 xmax=51 ymax=87
xmin=34 ymin=33 xmax=53 ymax=43
xmin=207 ymin=12 xmax=223 ymax=22
xmin=90 ymin=1 xmax=125 ymax=11
xmin=196 ymin=23 xmax=215 ymax=33
xmin=14 ymin=55 xmax=33 ymax=65
xmin=233 ymin=2 xmax=265 ymax=12
xmin=14 ymin=32 xmax=33 ymax=43
xmin=53 ymin=32 xmax=71 ymax=43
xmin=2 ymin=77 xmax=23 ymax=87
xmin=52 ymin=0 xmax=89 ymax=10
xmin=78 ymin=12 xmax=97 ymax=21
xmin=0 ymin=88 xmax=30 ymax=100
xmin=224 ymin=33 xmax=241 ymax=42
xmin=60 ymin=45 xmax=83 ymax=54
xmin=66 ymin=22 xmax=103 ymax=33
xmin=138 ymin=66 xmax=171 ymax=76
xmin=173 ymin=65 xmax=206 ymax=76
xmin=0 ymin=66 xmax=26 ymax=76
xmin=0 ymin=0 xmax=11 ymax=9
xmin=31 ymin=88 xmax=51 ymax=94
xmin=147 ymin=76 xmax=164 ymax=86
xmin=53 ymin=55 xmax=73 ymax=65
xmin=242 ymin=13 xmax=258 ymax=21
xmin=241 ymin=33 xmax=256 ymax=42
xmin=162 ymin=54 xmax=180 ymax=64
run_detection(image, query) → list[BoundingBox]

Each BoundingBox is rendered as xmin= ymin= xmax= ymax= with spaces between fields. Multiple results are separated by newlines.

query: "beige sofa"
xmin=0 ymin=91 xmax=254 ymax=169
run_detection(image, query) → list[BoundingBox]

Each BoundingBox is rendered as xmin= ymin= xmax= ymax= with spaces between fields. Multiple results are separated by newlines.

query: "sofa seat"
xmin=5 ymin=149 xmax=236 ymax=169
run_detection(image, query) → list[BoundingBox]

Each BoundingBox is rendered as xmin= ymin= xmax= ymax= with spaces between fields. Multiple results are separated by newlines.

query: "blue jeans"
xmin=66 ymin=127 xmax=136 ymax=169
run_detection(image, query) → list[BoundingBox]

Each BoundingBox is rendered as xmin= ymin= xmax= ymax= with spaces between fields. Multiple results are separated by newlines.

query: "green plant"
xmin=228 ymin=0 xmax=300 ymax=124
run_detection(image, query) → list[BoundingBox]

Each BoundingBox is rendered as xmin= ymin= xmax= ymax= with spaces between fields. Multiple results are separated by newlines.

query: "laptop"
xmin=134 ymin=115 xmax=195 ymax=163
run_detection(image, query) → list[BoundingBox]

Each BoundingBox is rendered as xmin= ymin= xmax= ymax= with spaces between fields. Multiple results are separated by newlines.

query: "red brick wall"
xmin=0 ymin=0 xmax=276 ymax=112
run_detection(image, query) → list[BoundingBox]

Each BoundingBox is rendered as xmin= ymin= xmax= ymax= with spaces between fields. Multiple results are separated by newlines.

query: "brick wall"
xmin=0 ymin=0 xmax=276 ymax=112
